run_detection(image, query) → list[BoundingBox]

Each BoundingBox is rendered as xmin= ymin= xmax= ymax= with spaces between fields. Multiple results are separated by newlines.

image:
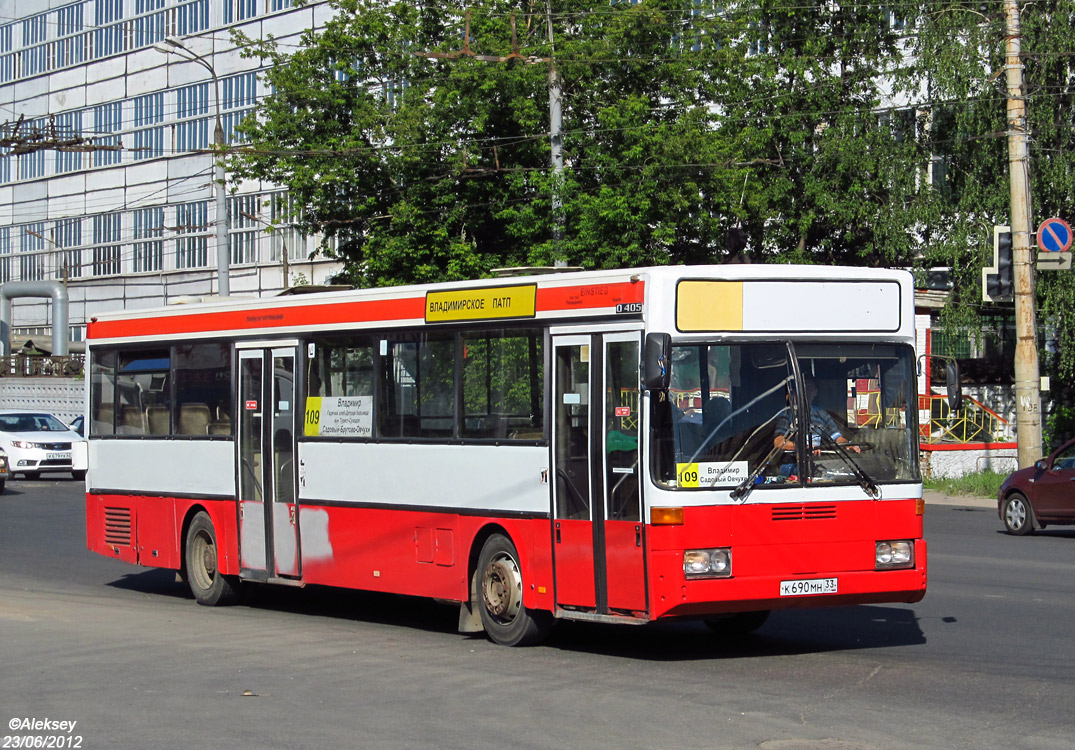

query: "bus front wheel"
xmin=184 ymin=511 xmax=242 ymax=606
xmin=475 ymin=534 xmax=552 ymax=647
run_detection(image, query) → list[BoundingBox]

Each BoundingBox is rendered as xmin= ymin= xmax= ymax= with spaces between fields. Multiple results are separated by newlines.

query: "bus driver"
xmin=773 ymin=376 xmax=860 ymax=456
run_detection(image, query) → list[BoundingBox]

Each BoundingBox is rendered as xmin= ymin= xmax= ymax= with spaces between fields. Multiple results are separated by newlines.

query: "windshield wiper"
xmin=728 ymin=407 xmax=793 ymax=502
xmin=729 ymin=439 xmax=786 ymax=501
xmin=816 ymin=430 xmax=881 ymax=499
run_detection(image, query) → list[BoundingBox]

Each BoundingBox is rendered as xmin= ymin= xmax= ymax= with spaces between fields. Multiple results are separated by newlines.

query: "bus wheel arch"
xmin=470 ymin=529 xmax=552 ymax=646
xmin=182 ymin=509 xmax=243 ymax=606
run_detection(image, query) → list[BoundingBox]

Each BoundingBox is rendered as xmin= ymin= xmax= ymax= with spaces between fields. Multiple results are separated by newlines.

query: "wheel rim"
xmin=191 ymin=530 xmax=217 ymax=591
xmin=481 ymin=552 xmax=522 ymax=625
xmin=1006 ymin=498 xmax=1027 ymax=529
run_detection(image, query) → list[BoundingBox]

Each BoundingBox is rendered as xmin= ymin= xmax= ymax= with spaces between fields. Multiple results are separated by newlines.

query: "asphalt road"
xmin=1 ymin=479 xmax=1073 ymax=750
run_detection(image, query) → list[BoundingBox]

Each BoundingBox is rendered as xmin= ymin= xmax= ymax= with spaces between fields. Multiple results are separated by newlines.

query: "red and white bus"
xmin=85 ymin=264 xmax=927 ymax=645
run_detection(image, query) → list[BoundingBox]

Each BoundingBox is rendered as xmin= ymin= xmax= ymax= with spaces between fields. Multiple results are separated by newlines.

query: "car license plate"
xmin=47 ymin=452 xmax=70 ymax=460
xmin=780 ymin=577 xmax=838 ymax=596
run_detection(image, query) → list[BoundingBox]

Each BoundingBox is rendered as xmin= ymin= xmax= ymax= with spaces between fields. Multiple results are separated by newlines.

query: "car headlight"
xmin=684 ymin=548 xmax=732 ymax=578
xmin=10 ymin=440 xmax=36 ymax=449
xmin=876 ymin=540 xmax=914 ymax=570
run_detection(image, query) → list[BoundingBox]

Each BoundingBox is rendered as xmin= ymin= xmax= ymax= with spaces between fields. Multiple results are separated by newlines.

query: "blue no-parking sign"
xmin=1037 ymin=217 xmax=1073 ymax=253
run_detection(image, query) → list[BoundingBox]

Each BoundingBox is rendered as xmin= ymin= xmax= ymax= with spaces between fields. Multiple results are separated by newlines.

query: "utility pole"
xmin=1004 ymin=0 xmax=1043 ymax=466
xmin=546 ymin=3 xmax=564 ymax=261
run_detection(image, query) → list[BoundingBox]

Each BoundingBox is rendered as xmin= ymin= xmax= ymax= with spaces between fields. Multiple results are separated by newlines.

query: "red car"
xmin=998 ymin=437 xmax=1075 ymax=535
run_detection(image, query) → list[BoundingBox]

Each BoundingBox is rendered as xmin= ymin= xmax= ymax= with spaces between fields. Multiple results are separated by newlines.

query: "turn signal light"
xmin=651 ymin=507 xmax=684 ymax=525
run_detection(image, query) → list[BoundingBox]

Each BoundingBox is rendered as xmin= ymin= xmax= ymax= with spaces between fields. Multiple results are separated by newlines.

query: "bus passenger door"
xmin=552 ymin=333 xmax=647 ymax=616
xmin=552 ymin=338 xmax=597 ymax=608
xmin=237 ymin=345 xmax=299 ymax=581
xmin=602 ymin=333 xmax=646 ymax=613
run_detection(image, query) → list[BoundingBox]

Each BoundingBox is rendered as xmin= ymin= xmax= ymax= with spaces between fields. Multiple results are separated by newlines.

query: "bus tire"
xmin=184 ymin=511 xmax=242 ymax=606
xmin=703 ymin=610 xmax=771 ymax=636
xmin=475 ymin=534 xmax=552 ymax=646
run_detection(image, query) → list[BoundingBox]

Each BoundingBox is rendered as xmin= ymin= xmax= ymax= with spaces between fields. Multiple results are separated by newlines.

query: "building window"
xmin=133 ymin=0 xmax=166 ymax=48
xmin=222 ymin=71 xmax=256 ymax=142
xmin=55 ymin=4 xmax=86 ymax=68
xmin=54 ymin=218 xmax=83 ymax=279
xmin=174 ymin=0 xmax=209 ymax=38
xmin=176 ymin=201 xmax=209 ymax=269
xmin=17 ymin=118 xmax=48 ymax=179
xmin=133 ymin=207 xmax=164 ymax=272
xmin=270 ymin=192 xmax=306 ymax=262
xmin=0 ymin=147 xmax=10 ymax=184
xmin=55 ymin=111 xmax=84 ymax=174
xmin=271 ymin=0 xmax=293 ymax=10
xmin=20 ymin=224 xmax=45 ymax=281
xmin=94 ymin=0 xmax=124 ymax=59
xmin=224 ymin=0 xmax=258 ymax=25
xmin=0 ymin=24 xmax=13 ymax=83
xmin=92 ymin=214 xmax=122 ymax=276
xmin=93 ymin=102 xmax=123 ymax=167
xmin=20 ymin=14 xmax=47 ymax=77
xmin=176 ymin=81 xmax=210 ymax=152
xmin=133 ymin=92 xmax=165 ymax=160
xmin=228 ymin=194 xmax=259 ymax=265
xmin=0 ymin=227 xmax=11 ymax=283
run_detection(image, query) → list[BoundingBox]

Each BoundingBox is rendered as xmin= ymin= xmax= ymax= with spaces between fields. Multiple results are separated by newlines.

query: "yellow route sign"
xmin=425 ymin=284 xmax=537 ymax=323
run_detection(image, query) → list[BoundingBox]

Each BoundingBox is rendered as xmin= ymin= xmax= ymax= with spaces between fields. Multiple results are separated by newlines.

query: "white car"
xmin=0 ymin=411 xmax=87 ymax=480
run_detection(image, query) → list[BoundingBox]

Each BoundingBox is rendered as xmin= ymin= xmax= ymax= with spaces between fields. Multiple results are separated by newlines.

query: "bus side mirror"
xmin=946 ymin=360 xmax=962 ymax=413
xmin=643 ymin=333 xmax=671 ymax=391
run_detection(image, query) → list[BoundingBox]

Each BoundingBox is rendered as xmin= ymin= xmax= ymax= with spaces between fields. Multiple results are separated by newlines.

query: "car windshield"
xmin=651 ymin=341 xmax=919 ymax=491
xmin=0 ymin=413 xmax=70 ymax=432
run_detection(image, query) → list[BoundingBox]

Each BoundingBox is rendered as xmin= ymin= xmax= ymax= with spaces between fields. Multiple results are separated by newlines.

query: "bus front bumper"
xmin=648 ymin=538 xmax=927 ymax=620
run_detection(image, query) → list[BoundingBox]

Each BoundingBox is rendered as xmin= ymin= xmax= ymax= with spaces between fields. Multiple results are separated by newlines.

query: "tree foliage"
xmin=229 ymin=0 xmax=925 ymax=283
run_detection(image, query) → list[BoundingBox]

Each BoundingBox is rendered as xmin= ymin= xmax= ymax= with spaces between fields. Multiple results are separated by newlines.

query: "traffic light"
xmin=983 ymin=226 xmax=1013 ymax=302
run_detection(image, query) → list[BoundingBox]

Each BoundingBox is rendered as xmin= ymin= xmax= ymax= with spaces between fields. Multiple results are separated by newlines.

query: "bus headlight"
xmin=875 ymin=540 xmax=913 ymax=570
xmin=684 ymin=548 xmax=732 ymax=578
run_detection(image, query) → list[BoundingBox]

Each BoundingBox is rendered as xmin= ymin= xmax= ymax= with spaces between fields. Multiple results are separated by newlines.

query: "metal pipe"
xmin=0 ymin=281 xmax=70 ymax=356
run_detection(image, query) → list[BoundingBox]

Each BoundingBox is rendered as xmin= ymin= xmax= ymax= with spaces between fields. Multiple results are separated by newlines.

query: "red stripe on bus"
xmin=536 ymin=281 xmax=644 ymax=310
xmin=87 ymin=280 xmax=645 ymax=341
xmin=89 ymin=297 xmax=426 ymax=340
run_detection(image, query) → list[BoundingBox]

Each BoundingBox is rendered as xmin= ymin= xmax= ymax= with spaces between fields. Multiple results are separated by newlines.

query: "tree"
xmin=228 ymin=0 xmax=921 ymax=285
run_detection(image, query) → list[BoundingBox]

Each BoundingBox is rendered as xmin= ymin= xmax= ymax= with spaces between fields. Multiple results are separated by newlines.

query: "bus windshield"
xmin=652 ymin=342 xmax=919 ymax=491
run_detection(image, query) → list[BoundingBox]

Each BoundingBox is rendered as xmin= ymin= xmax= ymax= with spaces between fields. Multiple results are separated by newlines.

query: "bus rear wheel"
xmin=184 ymin=511 xmax=242 ymax=606
xmin=475 ymin=534 xmax=552 ymax=646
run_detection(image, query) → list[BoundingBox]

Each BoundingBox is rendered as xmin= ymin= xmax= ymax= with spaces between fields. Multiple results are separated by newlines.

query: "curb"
xmin=923 ymin=491 xmax=995 ymax=509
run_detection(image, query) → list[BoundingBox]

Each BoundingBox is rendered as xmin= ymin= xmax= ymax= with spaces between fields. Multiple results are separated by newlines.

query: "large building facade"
xmin=0 ymin=0 xmax=341 ymax=349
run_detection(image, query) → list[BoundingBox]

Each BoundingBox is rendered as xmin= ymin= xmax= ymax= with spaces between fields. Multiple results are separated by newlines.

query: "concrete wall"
xmin=0 ymin=378 xmax=84 ymax=424
xmin=922 ymin=446 xmax=1019 ymax=480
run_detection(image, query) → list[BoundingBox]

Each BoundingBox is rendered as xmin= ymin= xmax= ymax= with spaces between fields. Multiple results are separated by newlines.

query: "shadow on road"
xmin=541 ymin=604 xmax=925 ymax=661
xmin=103 ymin=567 xmax=925 ymax=659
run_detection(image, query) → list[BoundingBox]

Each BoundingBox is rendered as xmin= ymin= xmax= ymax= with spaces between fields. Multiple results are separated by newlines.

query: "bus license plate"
xmin=780 ymin=578 xmax=838 ymax=596
xmin=47 ymin=452 xmax=70 ymax=460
